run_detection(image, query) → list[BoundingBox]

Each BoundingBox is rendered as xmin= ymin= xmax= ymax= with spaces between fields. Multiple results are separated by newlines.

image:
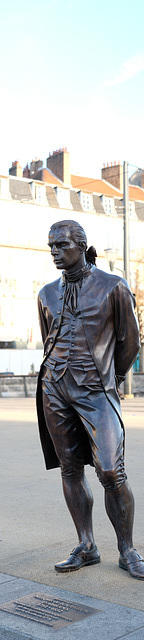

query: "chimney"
xmin=46 ymin=148 xmax=70 ymax=184
xmin=101 ymin=161 xmax=123 ymax=192
xmin=9 ymin=160 xmax=22 ymax=178
xmin=23 ymin=164 xmax=30 ymax=178
xmin=30 ymin=158 xmax=43 ymax=177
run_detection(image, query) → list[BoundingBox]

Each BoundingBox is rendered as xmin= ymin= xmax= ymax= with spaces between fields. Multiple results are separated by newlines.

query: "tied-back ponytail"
xmin=85 ymin=246 xmax=97 ymax=265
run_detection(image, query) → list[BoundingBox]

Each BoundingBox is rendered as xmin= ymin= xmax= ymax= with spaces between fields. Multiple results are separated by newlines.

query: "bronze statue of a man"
xmin=36 ymin=219 xmax=144 ymax=579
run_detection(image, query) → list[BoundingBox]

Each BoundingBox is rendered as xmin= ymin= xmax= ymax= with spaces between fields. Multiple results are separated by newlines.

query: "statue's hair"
xmin=49 ymin=220 xmax=87 ymax=247
xmin=49 ymin=219 xmax=97 ymax=265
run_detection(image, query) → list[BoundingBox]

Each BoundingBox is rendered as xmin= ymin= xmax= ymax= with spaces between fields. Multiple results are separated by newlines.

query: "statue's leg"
xmin=42 ymin=375 xmax=100 ymax=570
xmin=104 ymin=480 xmax=144 ymax=578
xmin=104 ymin=480 xmax=134 ymax=554
xmin=56 ymin=469 xmax=100 ymax=571
xmin=62 ymin=469 xmax=94 ymax=547
xmin=89 ymin=394 xmax=144 ymax=579
xmin=42 ymin=376 xmax=95 ymax=546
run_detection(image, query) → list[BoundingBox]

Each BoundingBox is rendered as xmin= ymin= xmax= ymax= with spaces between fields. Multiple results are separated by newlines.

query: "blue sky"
xmin=1 ymin=0 xmax=144 ymax=178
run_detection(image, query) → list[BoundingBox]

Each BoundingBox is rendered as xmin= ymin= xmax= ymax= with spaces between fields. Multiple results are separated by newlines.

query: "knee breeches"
xmin=42 ymin=370 xmax=126 ymax=490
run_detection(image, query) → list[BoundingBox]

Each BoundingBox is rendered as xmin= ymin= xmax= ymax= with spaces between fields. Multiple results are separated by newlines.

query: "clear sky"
xmin=1 ymin=0 xmax=144 ymax=179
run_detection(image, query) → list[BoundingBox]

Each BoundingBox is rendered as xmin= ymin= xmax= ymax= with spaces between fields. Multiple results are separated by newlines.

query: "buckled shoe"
xmin=55 ymin=542 xmax=100 ymax=572
xmin=119 ymin=548 xmax=144 ymax=579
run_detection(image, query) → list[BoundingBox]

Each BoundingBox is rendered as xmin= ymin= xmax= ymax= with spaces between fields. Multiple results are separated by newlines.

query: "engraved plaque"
xmin=0 ymin=593 xmax=100 ymax=629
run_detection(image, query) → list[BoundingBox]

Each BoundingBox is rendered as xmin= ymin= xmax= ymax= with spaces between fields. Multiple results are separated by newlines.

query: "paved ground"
xmin=0 ymin=397 xmax=144 ymax=638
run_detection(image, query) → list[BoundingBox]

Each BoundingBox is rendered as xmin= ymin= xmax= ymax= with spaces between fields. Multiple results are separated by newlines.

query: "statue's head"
xmin=48 ymin=219 xmax=97 ymax=271
xmin=48 ymin=220 xmax=87 ymax=271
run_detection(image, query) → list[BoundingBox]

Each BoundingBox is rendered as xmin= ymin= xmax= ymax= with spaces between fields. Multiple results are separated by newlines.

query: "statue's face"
xmin=48 ymin=226 xmax=81 ymax=270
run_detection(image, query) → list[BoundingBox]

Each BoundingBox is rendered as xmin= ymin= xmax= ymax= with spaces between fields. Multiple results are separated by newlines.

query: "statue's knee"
xmin=61 ymin=459 xmax=84 ymax=479
xmin=96 ymin=464 xmax=126 ymax=490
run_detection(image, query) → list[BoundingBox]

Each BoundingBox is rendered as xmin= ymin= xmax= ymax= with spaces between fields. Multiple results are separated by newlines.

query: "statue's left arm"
xmin=112 ymin=280 xmax=140 ymax=384
xmin=37 ymin=293 xmax=48 ymax=345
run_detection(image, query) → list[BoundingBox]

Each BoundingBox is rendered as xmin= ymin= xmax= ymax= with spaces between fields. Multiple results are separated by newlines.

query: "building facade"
xmin=0 ymin=151 xmax=144 ymax=373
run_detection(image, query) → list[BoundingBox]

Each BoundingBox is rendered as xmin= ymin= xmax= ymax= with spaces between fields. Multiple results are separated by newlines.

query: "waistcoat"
xmin=42 ymin=283 xmax=102 ymax=388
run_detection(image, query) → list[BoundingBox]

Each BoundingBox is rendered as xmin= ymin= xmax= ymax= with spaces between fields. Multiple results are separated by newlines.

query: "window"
xmin=30 ymin=182 xmax=46 ymax=204
xmin=35 ymin=185 xmax=46 ymax=204
xmin=129 ymin=201 xmax=136 ymax=219
xmin=102 ymin=196 xmax=114 ymax=215
xmin=55 ymin=188 xmax=72 ymax=209
xmin=30 ymin=182 xmax=36 ymax=199
xmin=78 ymin=191 xmax=93 ymax=211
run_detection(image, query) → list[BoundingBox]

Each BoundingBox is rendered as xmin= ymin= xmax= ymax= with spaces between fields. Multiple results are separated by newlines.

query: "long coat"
xmin=36 ymin=265 xmax=139 ymax=470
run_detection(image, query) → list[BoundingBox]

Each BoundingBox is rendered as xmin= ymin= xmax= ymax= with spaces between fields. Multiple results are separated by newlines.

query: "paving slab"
xmin=0 ymin=574 xmax=144 ymax=640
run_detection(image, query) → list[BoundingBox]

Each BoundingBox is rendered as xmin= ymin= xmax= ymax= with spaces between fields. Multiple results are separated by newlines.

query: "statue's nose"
xmin=51 ymin=244 xmax=58 ymax=255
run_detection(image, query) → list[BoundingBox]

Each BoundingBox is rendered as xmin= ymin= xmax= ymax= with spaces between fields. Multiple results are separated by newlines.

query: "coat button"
xmin=57 ymin=311 xmax=61 ymax=314
xmin=59 ymin=295 xmax=63 ymax=300
xmin=50 ymin=337 xmax=54 ymax=343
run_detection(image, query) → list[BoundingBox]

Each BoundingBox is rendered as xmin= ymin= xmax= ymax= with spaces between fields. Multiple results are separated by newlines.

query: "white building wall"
xmin=0 ymin=193 xmax=143 ymax=373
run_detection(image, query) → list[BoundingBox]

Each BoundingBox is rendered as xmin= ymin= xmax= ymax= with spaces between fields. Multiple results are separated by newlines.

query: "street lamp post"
xmin=104 ymin=248 xmax=119 ymax=272
xmin=123 ymin=161 xmax=132 ymax=397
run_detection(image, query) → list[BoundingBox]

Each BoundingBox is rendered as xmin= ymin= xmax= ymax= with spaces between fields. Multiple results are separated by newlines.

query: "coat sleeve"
xmin=112 ymin=279 xmax=140 ymax=382
xmin=37 ymin=294 xmax=48 ymax=345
